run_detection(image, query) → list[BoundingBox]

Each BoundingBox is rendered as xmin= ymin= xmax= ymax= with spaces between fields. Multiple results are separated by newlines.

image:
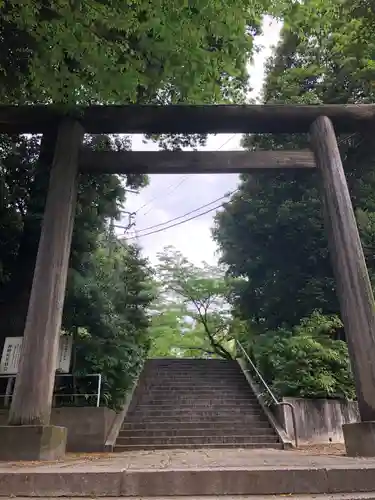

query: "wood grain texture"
xmin=79 ymin=150 xmax=316 ymax=174
xmin=8 ymin=119 xmax=84 ymax=426
xmin=0 ymin=104 xmax=375 ymax=134
xmin=310 ymin=116 xmax=375 ymax=421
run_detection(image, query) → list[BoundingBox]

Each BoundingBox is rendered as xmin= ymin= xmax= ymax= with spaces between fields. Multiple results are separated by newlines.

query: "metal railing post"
xmin=96 ymin=373 xmax=102 ymax=408
xmin=236 ymin=339 xmax=298 ymax=448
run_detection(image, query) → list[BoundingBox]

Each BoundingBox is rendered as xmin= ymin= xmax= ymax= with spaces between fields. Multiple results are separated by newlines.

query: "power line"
xmin=135 ymin=175 xmax=188 ymax=214
xmin=217 ymin=134 xmax=236 ymax=150
xmin=134 ymin=133 xmax=239 ymax=215
xmin=120 ymin=133 xmax=358 ymax=243
xmin=116 ymin=190 xmax=236 ymax=234
xmin=124 ymin=201 xmax=229 ymax=241
xmin=142 ymin=176 xmax=188 ymax=216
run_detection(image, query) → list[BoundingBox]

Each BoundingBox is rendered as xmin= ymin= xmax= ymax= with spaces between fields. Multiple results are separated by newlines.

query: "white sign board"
xmin=0 ymin=335 xmax=73 ymax=375
xmin=58 ymin=336 xmax=73 ymax=373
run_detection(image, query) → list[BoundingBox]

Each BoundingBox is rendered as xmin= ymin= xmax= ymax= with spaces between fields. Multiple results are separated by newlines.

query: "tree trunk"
xmin=310 ymin=115 xmax=375 ymax=422
xmin=8 ymin=119 xmax=83 ymax=426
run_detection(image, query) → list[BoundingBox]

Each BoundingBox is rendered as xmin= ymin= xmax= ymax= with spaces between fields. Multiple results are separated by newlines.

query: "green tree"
xmin=0 ymin=0 xmax=264 ymax=104
xmin=0 ymin=133 xmax=146 ymax=344
xmin=213 ymin=12 xmax=375 ymax=330
xmin=253 ymin=311 xmax=355 ymax=399
xmin=148 ymin=304 xmax=217 ymax=358
xmin=63 ymin=233 xmax=154 ymax=409
xmin=0 ymin=0 xmax=268 ymax=353
xmin=154 ymin=246 xmax=237 ymax=359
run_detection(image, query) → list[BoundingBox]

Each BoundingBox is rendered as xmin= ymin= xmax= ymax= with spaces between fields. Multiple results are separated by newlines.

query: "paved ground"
xmin=1 ymin=446 xmax=375 ymax=472
xmin=6 ymin=496 xmax=375 ymax=500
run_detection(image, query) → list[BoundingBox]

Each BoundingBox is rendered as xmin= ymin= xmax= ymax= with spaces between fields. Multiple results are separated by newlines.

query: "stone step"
xmin=137 ymin=398 xmax=260 ymax=408
xmin=141 ymin=371 xmax=245 ymax=376
xmin=143 ymin=365 xmax=242 ymax=370
xmin=129 ymin=408 xmax=263 ymax=417
xmin=132 ymin=398 xmax=261 ymax=411
xmin=145 ymin=372 xmax=244 ymax=376
xmin=141 ymin=371 xmax=247 ymax=377
xmin=119 ymin=426 xmax=276 ymax=437
xmin=118 ymin=358 xmax=275 ymax=451
xmin=143 ymin=373 xmax=245 ymax=377
xmin=116 ymin=434 xmax=279 ymax=446
xmin=139 ymin=382 xmax=250 ymax=389
xmin=121 ymin=421 xmax=272 ymax=431
xmin=139 ymin=378 xmax=250 ymax=383
xmin=125 ymin=414 xmax=269 ymax=423
xmin=145 ymin=357 xmax=237 ymax=366
xmin=136 ymin=390 xmax=255 ymax=397
xmin=142 ymin=378 xmax=246 ymax=383
xmin=135 ymin=395 xmax=256 ymax=403
xmin=141 ymin=373 xmax=247 ymax=378
xmin=143 ymin=362 xmax=239 ymax=368
xmin=114 ymin=441 xmax=284 ymax=452
xmin=141 ymin=380 xmax=247 ymax=383
xmin=6 ymin=457 xmax=375 ymax=497
xmin=137 ymin=398 xmax=261 ymax=408
xmin=22 ymin=495 xmax=375 ymax=500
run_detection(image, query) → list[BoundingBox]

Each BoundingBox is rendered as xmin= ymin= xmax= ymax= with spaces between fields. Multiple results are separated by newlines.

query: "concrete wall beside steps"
xmin=275 ymin=397 xmax=360 ymax=444
xmin=0 ymin=407 xmax=116 ymax=452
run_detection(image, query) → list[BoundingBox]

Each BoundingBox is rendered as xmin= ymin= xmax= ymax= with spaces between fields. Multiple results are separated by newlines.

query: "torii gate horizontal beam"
xmin=79 ymin=150 xmax=316 ymax=174
xmin=0 ymin=104 xmax=375 ymax=134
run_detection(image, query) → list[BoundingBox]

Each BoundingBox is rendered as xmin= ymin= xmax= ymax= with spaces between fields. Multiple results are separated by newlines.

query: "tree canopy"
xmin=0 ymin=0 xmax=272 ymax=408
xmin=0 ymin=0 xmax=263 ymax=104
xmin=65 ymin=233 xmax=154 ymax=409
xmin=150 ymin=246 xmax=239 ymax=359
xmin=3 ymin=0 xmax=373 ymax=405
xmin=210 ymin=1 xmax=375 ymax=399
xmin=0 ymin=132 xmax=153 ymax=408
xmin=253 ymin=311 xmax=355 ymax=400
xmin=213 ymin=6 xmax=375 ymax=330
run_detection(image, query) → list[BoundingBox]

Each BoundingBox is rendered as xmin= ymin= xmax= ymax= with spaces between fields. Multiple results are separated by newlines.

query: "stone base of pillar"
xmin=343 ymin=421 xmax=375 ymax=456
xmin=0 ymin=425 xmax=67 ymax=461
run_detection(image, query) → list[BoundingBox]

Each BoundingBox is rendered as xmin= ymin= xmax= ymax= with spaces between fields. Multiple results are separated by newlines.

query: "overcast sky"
xmin=119 ymin=17 xmax=282 ymax=266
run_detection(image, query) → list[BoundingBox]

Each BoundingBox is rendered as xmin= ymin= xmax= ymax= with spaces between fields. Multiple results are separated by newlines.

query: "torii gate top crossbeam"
xmin=0 ymin=104 xmax=375 ymax=134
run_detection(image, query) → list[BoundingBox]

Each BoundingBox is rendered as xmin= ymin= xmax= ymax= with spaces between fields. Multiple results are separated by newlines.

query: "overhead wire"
xmin=216 ymin=134 xmax=236 ymax=150
xmin=142 ymin=175 xmax=188 ymax=216
xmin=133 ymin=133 xmax=238 ymax=216
xmin=134 ymin=174 xmax=188 ymax=214
xmin=116 ymin=191 xmax=236 ymax=234
xmin=119 ymin=132 xmax=361 ymax=244
xmin=124 ymin=200 xmax=233 ymax=241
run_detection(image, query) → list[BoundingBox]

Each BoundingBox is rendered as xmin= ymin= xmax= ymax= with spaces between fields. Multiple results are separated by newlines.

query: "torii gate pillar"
xmin=311 ymin=116 xmax=375 ymax=456
xmin=0 ymin=119 xmax=83 ymax=461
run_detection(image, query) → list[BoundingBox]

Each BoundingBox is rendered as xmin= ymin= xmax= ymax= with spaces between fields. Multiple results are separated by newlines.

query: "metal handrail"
xmin=0 ymin=373 xmax=102 ymax=408
xmin=236 ymin=339 xmax=298 ymax=448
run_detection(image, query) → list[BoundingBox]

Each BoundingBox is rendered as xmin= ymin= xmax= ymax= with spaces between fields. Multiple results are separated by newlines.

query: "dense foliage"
xmin=253 ymin=311 xmax=355 ymax=400
xmin=0 ymin=0 xmax=262 ymax=104
xmin=0 ymin=133 xmax=153 ymax=408
xmin=212 ymin=2 xmax=375 ymax=398
xmin=149 ymin=246 xmax=239 ymax=359
xmin=64 ymin=234 xmax=154 ymax=409
xmin=0 ymin=0 xmax=267 ymax=407
xmin=2 ymin=0 xmax=372 ymax=404
xmin=214 ymin=6 xmax=375 ymax=327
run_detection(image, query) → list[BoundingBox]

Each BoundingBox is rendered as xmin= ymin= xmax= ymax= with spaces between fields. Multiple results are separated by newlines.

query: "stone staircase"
xmin=114 ymin=358 xmax=282 ymax=451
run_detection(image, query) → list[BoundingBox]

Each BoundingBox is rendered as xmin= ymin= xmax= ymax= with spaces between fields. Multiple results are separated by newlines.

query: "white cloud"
xmin=118 ymin=17 xmax=282 ymax=266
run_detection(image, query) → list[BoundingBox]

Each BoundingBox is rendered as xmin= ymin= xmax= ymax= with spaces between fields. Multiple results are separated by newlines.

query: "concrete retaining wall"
xmin=275 ymin=397 xmax=360 ymax=444
xmin=0 ymin=406 xmax=116 ymax=452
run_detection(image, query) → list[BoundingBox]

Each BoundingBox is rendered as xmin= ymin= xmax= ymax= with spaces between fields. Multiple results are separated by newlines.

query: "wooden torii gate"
xmin=1 ymin=104 xmax=375 ymax=459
